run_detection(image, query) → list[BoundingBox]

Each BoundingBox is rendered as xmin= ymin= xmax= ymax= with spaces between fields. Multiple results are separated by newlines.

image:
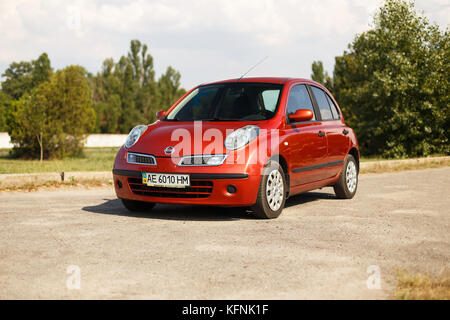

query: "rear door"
xmin=283 ymin=84 xmax=328 ymax=186
xmin=309 ymin=86 xmax=349 ymax=178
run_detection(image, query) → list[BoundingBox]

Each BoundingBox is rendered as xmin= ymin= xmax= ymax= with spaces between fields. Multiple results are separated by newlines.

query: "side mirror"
xmin=156 ymin=110 xmax=166 ymax=120
xmin=288 ymin=109 xmax=314 ymax=122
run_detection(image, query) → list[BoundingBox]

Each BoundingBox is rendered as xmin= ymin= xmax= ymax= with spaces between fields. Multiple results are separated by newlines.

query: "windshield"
xmin=165 ymin=83 xmax=283 ymax=121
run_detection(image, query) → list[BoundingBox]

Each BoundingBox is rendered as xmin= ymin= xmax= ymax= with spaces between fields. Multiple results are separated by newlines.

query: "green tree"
xmin=311 ymin=61 xmax=333 ymax=90
xmin=8 ymin=65 xmax=95 ymax=159
xmin=0 ymin=90 xmax=11 ymax=131
xmin=155 ymin=66 xmax=186 ymax=111
xmin=1 ymin=53 xmax=53 ymax=136
xmin=93 ymin=94 xmax=122 ymax=133
xmin=1 ymin=61 xmax=33 ymax=100
xmin=1 ymin=53 xmax=52 ymax=100
xmin=90 ymin=40 xmax=186 ymax=133
xmin=9 ymin=92 xmax=47 ymax=161
xmin=321 ymin=0 xmax=449 ymax=157
xmin=31 ymin=53 xmax=52 ymax=87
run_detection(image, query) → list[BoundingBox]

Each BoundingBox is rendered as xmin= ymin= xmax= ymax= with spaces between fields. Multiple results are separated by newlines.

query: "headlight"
xmin=224 ymin=125 xmax=260 ymax=150
xmin=178 ymin=154 xmax=227 ymax=166
xmin=124 ymin=125 xmax=148 ymax=149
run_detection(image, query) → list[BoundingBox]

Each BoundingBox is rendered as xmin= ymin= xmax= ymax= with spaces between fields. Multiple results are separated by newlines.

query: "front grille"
xmin=127 ymin=152 xmax=156 ymax=165
xmin=135 ymin=155 xmax=156 ymax=164
xmin=128 ymin=178 xmax=213 ymax=198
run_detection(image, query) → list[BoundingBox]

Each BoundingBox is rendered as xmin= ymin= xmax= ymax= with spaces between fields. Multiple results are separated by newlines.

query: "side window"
xmin=326 ymin=94 xmax=340 ymax=119
xmin=286 ymin=84 xmax=315 ymax=121
xmin=311 ymin=86 xmax=333 ymax=120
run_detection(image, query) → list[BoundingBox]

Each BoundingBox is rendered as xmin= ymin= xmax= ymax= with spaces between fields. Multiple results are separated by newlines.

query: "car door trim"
xmin=292 ymin=160 xmax=344 ymax=173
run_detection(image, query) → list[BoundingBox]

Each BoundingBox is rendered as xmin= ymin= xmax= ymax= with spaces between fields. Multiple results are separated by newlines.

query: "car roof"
xmin=199 ymin=77 xmax=320 ymax=87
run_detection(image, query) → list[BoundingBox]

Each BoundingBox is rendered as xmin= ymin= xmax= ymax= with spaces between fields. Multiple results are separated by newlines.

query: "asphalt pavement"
xmin=0 ymin=167 xmax=449 ymax=299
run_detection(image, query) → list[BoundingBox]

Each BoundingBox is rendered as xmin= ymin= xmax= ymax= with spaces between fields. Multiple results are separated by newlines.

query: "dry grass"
xmin=0 ymin=147 xmax=117 ymax=174
xmin=360 ymin=157 xmax=450 ymax=174
xmin=0 ymin=177 xmax=113 ymax=192
xmin=1 ymin=148 xmax=448 ymax=175
xmin=0 ymin=148 xmax=448 ymax=192
xmin=394 ymin=269 xmax=450 ymax=300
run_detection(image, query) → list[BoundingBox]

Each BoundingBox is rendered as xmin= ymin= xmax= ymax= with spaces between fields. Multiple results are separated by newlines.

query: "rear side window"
xmin=286 ymin=84 xmax=315 ymax=121
xmin=311 ymin=86 xmax=333 ymax=120
xmin=326 ymin=94 xmax=340 ymax=119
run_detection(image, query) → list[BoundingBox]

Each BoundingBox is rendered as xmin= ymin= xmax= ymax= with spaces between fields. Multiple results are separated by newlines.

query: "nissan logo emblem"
xmin=164 ymin=146 xmax=175 ymax=155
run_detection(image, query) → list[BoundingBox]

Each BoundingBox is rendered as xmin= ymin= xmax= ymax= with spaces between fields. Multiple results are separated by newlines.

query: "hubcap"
xmin=346 ymin=161 xmax=357 ymax=193
xmin=266 ymin=169 xmax=284 ymax=211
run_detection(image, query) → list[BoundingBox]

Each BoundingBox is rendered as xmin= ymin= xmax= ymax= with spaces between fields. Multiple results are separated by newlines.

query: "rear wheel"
xmin=121 ymin=199 xmax=155 ymax=212
xmin=333 ymin=154 xmax=358 ymax=199
xmin=251 ymin=161 xmax=286 ymax=219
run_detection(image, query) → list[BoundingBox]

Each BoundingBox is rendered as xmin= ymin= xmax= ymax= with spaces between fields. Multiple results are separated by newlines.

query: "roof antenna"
xmin=238 ymin=56 xmax=268 ymax=81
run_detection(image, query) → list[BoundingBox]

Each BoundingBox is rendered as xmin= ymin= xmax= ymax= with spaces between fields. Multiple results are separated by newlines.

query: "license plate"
xmin=142 ymin=172 xmax=190 ymax=188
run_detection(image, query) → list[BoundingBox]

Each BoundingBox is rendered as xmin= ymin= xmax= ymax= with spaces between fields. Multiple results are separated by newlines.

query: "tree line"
xmin=0 ymin=40 xmax=186 ymax=160
xmin=311 ymin=0 xmax=449 ymax=158
xmin=90 ymin=40 xmax=185 ymax=134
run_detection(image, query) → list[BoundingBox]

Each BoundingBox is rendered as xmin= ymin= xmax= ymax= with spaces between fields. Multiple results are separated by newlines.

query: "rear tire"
xmin=251 ymin=161 xmax=286 ymax=219
xmin=333 ymin=154 xmax=358 ymax=199
xmin=121 ymin=199 xmax=155 ymax=212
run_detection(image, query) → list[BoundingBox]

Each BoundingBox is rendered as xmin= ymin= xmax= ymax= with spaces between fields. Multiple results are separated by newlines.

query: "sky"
xmin=0 ymin=0 xmax=449 ymax=90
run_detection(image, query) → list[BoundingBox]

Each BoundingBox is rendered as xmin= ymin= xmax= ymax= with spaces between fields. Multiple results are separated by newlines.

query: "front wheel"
xmin=251 ymin=161 xmax=286 ymax=219
xmin=121 ymin=199 xmax=155 ymax=212
xmin=333 ymin=154 xmax=358 ymax=199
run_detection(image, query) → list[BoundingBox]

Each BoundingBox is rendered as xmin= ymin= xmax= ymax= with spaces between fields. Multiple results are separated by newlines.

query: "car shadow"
xmin=284 ymin=190 xmax=337 ymax=208
xmin=82 ymin=198 xmax=255 ymax=221
xmin=82 ymin=190 xmax=337 ymax=221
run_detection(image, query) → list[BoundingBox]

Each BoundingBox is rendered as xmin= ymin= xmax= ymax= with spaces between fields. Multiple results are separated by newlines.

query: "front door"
xmin=283 ymin=84 xmax=328 ymax=186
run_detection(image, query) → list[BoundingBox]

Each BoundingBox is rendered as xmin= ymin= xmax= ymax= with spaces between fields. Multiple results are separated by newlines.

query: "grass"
xmin=360 ymin=154 xmax=448 ymax=162
xmin=0 ymin=178 xmax=113 ymax=192
xmin=0 ymin=148 xmax=448 ymax=176
xmin=394 ymin=269 xmax=450 ymax=300
xmin=0 ymin=147 xmax=118 ymax=174
xmin=360 ymin=157 xmax=387 ymax=162
xmin=360 ymin=157 xmax=450 ymax=174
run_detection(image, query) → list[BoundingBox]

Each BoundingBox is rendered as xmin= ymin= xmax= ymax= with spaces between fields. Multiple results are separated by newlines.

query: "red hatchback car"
xmin=113 ymin=77 xmax=359 ymax=219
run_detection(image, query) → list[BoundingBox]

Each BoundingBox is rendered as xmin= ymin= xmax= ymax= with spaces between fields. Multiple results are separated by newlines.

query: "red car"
xmin=113 ymin=77 xmax=359 ymax=219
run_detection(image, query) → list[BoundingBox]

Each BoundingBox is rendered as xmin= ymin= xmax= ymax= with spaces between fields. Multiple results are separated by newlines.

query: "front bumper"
xmin=113 ymin=148 xmax=262 ymax=206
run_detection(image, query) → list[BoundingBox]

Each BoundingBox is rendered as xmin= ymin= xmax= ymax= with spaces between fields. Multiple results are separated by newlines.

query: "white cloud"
xmin=0 ymin=0 xmax=448 ymax=89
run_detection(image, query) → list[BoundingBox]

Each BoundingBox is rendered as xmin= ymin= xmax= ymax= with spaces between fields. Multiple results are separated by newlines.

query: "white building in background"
xmin=0 ymin=132 xmax=13 ymax=149
xmin=84 ymin=134 xmax=128 ymax=148
xmin=0 ymin=132 xmax=127 ymax=149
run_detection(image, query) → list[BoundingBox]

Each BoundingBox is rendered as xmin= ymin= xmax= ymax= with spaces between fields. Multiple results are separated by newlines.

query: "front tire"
xmin=121 ymin=199 xmax=155 ymax=212
xmin=251 ymin=161 xmax=286 ymax=219
xmin=333 ymin=154 xmax=358 ymax=199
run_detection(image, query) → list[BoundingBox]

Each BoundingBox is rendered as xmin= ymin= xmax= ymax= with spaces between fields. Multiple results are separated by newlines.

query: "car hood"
xmin=129 ymin=121 xmax=265 ymax=157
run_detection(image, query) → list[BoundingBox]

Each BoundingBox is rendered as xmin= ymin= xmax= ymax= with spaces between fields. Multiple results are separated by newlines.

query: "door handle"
xmin=343 ymin=129 xmax=349 ymax=135
xmin=318 ymin=131 xmax=326 ymax=137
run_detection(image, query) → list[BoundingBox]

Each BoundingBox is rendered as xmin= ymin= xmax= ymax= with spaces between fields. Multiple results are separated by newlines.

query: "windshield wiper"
xmin=165 ymin=117 xmax=240 ymax=122
xmin=199 ymin=117 xmax=239 ymax=121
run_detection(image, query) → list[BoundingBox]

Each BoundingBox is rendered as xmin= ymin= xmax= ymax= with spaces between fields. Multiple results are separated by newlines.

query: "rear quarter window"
xmin=326 ymin=94 xmax=340 ymax=119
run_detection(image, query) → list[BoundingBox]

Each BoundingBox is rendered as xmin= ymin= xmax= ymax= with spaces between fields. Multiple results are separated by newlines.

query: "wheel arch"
xmin=348 ymin=147 xmax=360 ymax=172
xmin=269 ymin=154 xmax=290 ymax=197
